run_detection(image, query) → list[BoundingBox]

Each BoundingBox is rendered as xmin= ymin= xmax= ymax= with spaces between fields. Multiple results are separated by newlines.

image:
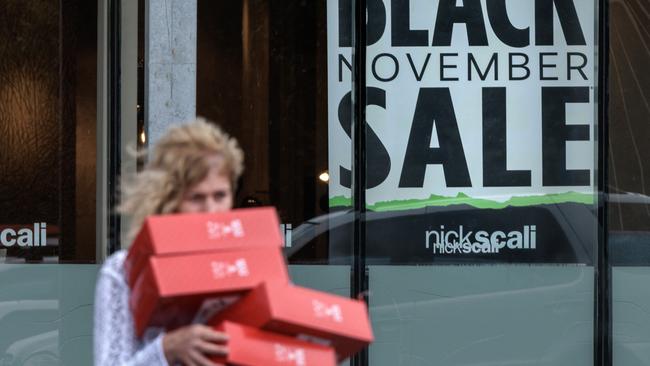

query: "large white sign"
xmin=328 ymin=0 xmax=596 ymax=211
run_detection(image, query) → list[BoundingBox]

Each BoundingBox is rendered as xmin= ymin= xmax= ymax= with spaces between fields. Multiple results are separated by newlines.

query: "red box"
xmin=209 ymin=282 xmax=374 ymax=361
xmin=130 ymin=247 xmax=289 ymax=337
xmin=125 ymin=207 xmax=283 ymax=287
xmin=212 ymin=321 xmax=336 ymax=366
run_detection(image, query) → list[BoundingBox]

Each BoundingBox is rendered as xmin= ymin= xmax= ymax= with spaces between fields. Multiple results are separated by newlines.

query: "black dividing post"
xmin=595 ymin=0 xmax=611 ymax=364
xmin=351 ymin=0 xmax=368 ymax=365
xmin=107 ymin=0 xmax=122 ymax=254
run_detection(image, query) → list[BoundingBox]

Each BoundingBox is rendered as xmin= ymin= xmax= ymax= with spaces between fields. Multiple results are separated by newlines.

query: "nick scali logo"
xmin=425 ymin=225 xmax=537 ymax=254
xmin=206 ymin=219 xmax=244 ymax=240
xmin=0 ymin=223 xmax=47 ymax=247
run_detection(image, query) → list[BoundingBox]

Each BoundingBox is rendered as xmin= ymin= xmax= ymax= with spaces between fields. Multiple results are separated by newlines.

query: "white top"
xmin=93 ymin=250 xmax=169 ymax=366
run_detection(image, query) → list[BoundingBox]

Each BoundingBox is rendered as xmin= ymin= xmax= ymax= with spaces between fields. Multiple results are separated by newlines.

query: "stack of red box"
xmin=125 ymin=207 xmax=285 ymax=288
xmin=126 ymin=207 xmax=373 ymax=365
xmin=208 ymin=281 xmax=374 ymax=362
xmin=126 ymin=207 xmax=288 ymax=336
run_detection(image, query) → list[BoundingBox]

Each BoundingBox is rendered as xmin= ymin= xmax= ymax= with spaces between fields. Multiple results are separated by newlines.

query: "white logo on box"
xmin=206 ymin=219 xmax=245 ymax=240
xmin=312 ymin=300 xmax=343 ymax=323
xmin=210 ymin=259 xmax=249 ymax=279
xmin=274 ymin=344 xmax=306 ymax=366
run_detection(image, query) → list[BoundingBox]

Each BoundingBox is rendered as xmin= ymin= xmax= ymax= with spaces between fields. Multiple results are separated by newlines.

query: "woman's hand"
xmin=162 ymin=324 xmax=229 ymax=366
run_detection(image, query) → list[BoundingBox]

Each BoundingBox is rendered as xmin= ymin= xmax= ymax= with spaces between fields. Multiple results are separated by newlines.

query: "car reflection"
xmin=284 ymin=191 xmax=650 ymax=365
xmin=286 ymin=196 xmax=599 ymax=265
xmin=0 ymin=266 xmax=59 ymax=366
xmin=2 ymin=331 xmax=58 ymax=366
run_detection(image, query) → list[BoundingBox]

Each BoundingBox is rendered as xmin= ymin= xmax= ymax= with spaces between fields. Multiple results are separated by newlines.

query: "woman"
xmin=94 ymin=118 xmax=244 ymax=366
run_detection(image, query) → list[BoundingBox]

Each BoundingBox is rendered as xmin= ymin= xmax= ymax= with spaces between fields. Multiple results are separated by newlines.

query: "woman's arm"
xmin=93 ymin=253 xmax=228 ymax=366
xmin=93 ymin=266 xmax=169 ymax=366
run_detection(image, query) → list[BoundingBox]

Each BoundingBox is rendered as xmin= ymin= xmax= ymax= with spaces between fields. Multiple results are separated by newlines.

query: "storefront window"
xmin=5 ymin=0 xmax=650 ymax=365
xmin=0 ymin=1 xmax=98 ymax=364
xmin=0 ymin=1 xmax=98 ymax=264
xmin=335 ymin=1 xmax=600 ymax=364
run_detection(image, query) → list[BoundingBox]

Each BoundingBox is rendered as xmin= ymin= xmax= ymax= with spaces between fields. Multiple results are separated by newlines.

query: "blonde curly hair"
xmin=119 ymin=118 xmax=244 ymax=244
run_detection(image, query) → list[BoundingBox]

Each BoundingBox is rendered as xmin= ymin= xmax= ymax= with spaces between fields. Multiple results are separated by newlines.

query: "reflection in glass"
xmin=197 ymin=0 xmax=334 ymax=264
xmin=0 ymin=0 xmax=97 ymax=264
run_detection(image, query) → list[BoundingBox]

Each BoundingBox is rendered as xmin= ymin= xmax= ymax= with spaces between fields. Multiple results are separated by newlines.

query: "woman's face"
xmin=177 ymin=166 xmax=233 ymax=214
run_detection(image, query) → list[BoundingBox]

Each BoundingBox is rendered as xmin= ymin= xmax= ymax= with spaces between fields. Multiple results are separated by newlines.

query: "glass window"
xmin=197 ymin=4 xmax=353 ymax=365
xmin=0 ymin=1 xmax=99 ymax=365
xmin=3 ymin=0 xmax=637 ymax=365
xmin=609 ymin=1 xmax=650 ymax=364
xmin=350 ymin=1 xmax=600 ymax=364
xmin=196 ymin=0 xmax=343 ymax=265
xmin=0 ymin=0 xmax=98 ymax=264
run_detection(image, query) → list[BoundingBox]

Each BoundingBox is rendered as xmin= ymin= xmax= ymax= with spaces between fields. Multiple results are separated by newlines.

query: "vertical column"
xmin=145 ymin=0 xmax=197 ymax=146
xmin=120 ymin=0 xmax=138 ymax=245
xmin=96 ymin=0 xmax=109 ymax=261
